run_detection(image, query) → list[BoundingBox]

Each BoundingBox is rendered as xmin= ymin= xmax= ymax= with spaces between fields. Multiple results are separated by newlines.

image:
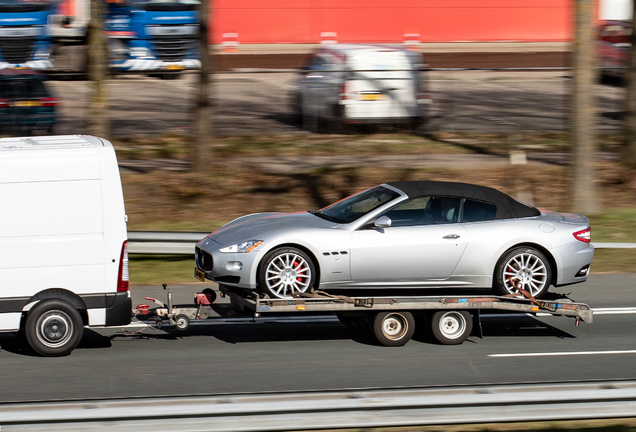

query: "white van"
xmin=291 ymin=44 xmax=430 ymax=131
xmin=0 ymin=135 xmax=130 ymax=356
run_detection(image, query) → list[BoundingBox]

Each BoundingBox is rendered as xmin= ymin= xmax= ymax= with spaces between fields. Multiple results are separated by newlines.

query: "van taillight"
xmin=41 ymin=98 xmax=59 ymax=107
xmin=339 ymin=82 xmax=349 ymax=101
xmin=117 ymin=241 xmax=129 ymax=292
xmin=0 ymin=99 xmax=9 ymax=108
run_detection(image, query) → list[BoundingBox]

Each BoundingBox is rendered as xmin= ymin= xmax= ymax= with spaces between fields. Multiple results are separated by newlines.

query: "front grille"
xmin=196 ymin=247 xmax=213 ymax=271
xmin=0 ymin=37 xmax=35 ymax=63
xmin=152 ymin=36 xmax=196 ymax=62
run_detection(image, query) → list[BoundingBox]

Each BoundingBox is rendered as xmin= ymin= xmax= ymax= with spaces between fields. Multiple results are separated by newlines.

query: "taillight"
xmin=339 ymin=82 xmax=349 ymax=101
xmin=573 ymin=227 xmax=591 ymax=243
xmin=41 ymin=98 xmax=58 ymax=107
xmin=117 ymin=241 xmax=129 ymax=292
xmin=0 ymin=98 xmax=10 ymax=108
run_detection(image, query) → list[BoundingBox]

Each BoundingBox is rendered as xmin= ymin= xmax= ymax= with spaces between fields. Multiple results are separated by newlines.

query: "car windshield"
xmin=312 ymin=186 xmax=400 ymax=224
xmin=130 ymin=0 xmax=199 ymax=11
xmin=0 ymin=78 xmax=49 ymax=99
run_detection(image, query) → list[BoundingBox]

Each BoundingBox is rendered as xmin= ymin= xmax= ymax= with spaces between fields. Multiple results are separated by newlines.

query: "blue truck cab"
xmin=105 ymin=0 xmax=200 ymax=74
xmin=0 ymin=0 xmax=55 ymax=70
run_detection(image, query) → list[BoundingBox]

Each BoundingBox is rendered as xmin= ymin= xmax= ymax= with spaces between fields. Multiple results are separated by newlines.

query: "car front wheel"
xmin=494 ymin=246 xmax=552 ymax=299
xmin=258 ymin=247 xmax=315 ymax=299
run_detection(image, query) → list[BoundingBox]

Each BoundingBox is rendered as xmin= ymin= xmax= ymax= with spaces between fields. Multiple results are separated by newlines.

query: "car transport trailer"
xmin=134 ymin=284 xmax=593 ymax=347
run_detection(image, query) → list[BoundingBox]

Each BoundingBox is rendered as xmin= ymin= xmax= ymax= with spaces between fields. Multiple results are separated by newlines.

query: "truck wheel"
xmin=431 ymin=310 xmax=472 ymax=345
xmin=25 ymin=299 xmax=83 ymax=357
xmin=372 ymin=311 xmax=415 ymax=347
xmin=174 ymin=314 xmax=190 ymax=331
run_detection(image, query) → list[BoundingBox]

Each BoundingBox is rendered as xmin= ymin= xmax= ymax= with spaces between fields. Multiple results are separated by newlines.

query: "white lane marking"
xmin=593 ymin=307 xmax=636 ymax=314
xmin=489 ymin=350 xmax=636 ymax=358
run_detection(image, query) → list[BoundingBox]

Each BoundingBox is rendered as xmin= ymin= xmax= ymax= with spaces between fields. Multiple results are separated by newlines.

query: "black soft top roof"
xmin=387 ymin=181 xmax=540 ymax=220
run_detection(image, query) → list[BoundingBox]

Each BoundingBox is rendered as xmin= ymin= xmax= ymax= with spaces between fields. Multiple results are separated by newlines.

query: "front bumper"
xmin=111 ymin=58 xmax=201 ymax=72
xmin=195 ymin=243 xmax=262 ymax=289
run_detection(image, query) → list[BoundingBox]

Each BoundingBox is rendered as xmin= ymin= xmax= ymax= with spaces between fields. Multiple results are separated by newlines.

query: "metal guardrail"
xmin=127 ymin=231 xmax=636 ymax=255
xmin=2 ymin=381 xmax=636 ymax=431
xmin=127 ymin=231 xmax=208 ymax=254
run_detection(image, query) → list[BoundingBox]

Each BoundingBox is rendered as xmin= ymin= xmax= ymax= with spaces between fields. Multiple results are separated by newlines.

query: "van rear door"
xmin=345 ymin=49 xmax=418 ymax=120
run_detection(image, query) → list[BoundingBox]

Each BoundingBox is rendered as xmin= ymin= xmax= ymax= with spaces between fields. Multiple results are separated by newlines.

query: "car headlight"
xmin=219 ymin=240 xmax=263 ymax=253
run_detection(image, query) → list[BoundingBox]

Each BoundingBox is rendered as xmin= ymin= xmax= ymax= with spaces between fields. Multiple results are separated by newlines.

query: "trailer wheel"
xmin=372 ymin=311 xmax=415 ymax=347
xmin=175 ymin=314 xmax=190 ymax=331
xmin=25 ymin=299 xmax=83 ymax=357
xmin=431 ymin=311 xmax=473 ymax=345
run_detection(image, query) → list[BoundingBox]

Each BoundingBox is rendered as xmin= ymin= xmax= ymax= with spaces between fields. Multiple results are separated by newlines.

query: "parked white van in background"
xmin=0 ymin=135 xmax=130 ymax=356
xmin=291 ymin=44 xmax=430 ymax=131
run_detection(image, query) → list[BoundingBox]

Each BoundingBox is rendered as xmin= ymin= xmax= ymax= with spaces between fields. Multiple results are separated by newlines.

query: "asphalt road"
xmin=0 ymin=274 xmax=634 ymax=403
xmin=48 ymin=71 xmax=625 ymax=138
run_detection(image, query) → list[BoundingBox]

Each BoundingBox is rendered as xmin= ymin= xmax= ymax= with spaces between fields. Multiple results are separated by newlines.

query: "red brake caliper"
xmin=294 ymin=260 xmax=302 ymax=282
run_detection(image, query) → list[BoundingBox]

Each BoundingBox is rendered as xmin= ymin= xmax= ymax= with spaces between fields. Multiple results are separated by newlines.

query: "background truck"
xmin=49 ymin=0 xmax=200 ymax=76
xmin=0 ymin=0 xmax=56 ymax=70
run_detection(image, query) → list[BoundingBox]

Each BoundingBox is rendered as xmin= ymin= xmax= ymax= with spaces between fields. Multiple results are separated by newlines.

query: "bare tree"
xmin=571 ymin=0 xmax=599 ymax=215
xmin=191 ymin=0 xmax=213 ymax=173
xmin=623 ymin=1 xmax=636 ymax=167
xmin=87 ymin=0 xmax=109 ymax=137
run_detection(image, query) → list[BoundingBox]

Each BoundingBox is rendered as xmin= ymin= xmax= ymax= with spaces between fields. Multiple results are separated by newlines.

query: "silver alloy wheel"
xmin=502 ymin=252 xmax=548 ymax=297
xmin=36 ymin=310 xmax=74 ymax=348
xmin=265 ymin=252 xmax=312 ymax=298
xmin=381 ymin=313 xmax=408 ymax=341
xmin=438 ymin=311 xmax=467 ymax=340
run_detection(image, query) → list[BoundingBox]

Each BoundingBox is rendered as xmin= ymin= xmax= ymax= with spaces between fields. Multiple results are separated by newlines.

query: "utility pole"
xmin=192 ymin=0 xmax=213 ymax=173
xmin=623 ymin=1 xmax=636 ymax=167
xmin=571 ymin=0 xmax=599 ymax=215
xmin=87 ymin=0 xmax=109 ymax=137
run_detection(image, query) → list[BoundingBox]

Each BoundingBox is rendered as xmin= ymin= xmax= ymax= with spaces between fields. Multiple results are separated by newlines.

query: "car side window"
xmin=308 ymin=55 xmax=330 ymax=71
xmin=382 ymin=196 xmax=461 ymax=227
xmin=461 ymin=199 xmax=496 ymax=222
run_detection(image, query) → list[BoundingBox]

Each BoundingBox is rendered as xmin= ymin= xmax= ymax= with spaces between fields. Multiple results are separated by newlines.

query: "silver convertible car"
xmin=195 ymin=181 xmax=594 ymax=300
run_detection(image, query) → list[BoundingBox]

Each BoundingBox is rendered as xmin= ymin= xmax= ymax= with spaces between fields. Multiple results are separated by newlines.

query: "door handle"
xmin=443 ymin=234 xmax=460 ymax=239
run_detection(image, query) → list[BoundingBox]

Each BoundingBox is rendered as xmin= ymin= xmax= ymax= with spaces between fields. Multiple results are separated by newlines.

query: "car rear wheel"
xmin=494 ymin=246 xmax=552 ymax=298
xmin=258 ymin=247 xmax=315 ymax=299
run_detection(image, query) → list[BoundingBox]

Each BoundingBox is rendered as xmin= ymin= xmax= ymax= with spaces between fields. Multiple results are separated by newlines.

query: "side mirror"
xmin=374 ymin=216 xmax=392 ymax=229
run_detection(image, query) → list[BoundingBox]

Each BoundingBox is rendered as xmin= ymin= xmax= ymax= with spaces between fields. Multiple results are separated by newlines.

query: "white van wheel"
xmin=25 ymin=299 xmax=83 ymax=356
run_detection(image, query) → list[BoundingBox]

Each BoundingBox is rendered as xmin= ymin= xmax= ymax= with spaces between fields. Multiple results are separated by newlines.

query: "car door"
xmin=349 ymin=196 xmax=468 ymax=287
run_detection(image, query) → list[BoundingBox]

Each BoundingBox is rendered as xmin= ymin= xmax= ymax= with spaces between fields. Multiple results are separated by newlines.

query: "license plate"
xmin=164 ymin=64 xmax=185 ymax=71
xmin=15 ymin=101 xmax=40 ymax=107
xmin=360 ymin=93 xmax=384 ymax=101
xmin=194 ymin=268 xmax=205 ymax=282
